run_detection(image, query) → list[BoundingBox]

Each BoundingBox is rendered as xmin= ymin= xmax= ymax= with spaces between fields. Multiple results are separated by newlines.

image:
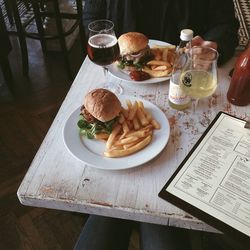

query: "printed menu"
xmin=159 ymin=112 xmax=250 ymax=239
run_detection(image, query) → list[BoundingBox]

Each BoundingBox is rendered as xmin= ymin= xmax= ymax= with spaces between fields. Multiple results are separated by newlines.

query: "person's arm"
xmin=201 ymin=0 xmax=239 ymax=65
xmin=83 ymin=0 xmax=107 ymax=35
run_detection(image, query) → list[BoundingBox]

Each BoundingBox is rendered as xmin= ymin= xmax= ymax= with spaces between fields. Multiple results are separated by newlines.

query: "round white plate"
xmin=63 ymin=95 xmax=170 ymax=170
xmin=108 ymin=40 xmax=172 ymax=84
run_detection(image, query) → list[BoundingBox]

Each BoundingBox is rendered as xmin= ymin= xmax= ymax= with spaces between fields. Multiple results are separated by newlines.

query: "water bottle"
xmin=168 ymin=29 xmax=194 ymax=110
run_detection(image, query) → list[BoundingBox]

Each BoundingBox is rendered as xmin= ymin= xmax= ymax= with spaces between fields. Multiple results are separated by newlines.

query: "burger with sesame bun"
xmin=117 ymin=32 xmax=153 ymax=71
xmin=77 ymin=88 xmax=122 ymax=139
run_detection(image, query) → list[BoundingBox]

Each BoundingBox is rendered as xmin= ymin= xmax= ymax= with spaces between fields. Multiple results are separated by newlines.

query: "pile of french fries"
xmin=142 ymin=45 xmax=176 ymax=78
xmin=95 ymin=100 xmax=161 ymax=158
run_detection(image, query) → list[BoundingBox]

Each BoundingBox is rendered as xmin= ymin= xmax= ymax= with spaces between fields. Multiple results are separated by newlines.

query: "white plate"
xmin=108 ymin=40 xmax=172 ymax=84
xmin=63 ymin=95 xmax=170 ymax=170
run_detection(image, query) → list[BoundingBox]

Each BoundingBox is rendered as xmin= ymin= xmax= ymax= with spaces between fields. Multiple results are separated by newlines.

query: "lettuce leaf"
xmin=77 ymin=115 xmax=117 ymax=139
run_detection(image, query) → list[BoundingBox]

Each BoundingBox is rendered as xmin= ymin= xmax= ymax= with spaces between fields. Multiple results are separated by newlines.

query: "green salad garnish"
xmin=77 ymin=114 xmax=117 ymax=139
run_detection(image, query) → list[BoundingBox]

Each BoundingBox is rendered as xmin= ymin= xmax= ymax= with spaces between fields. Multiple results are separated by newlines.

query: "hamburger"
xmin=117 ymin=32 xmax=153 ymax=71
xmin=77 ymin=88 xmax=122 ymax=139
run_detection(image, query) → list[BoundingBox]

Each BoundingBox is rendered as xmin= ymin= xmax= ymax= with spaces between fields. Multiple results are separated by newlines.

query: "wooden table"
xmin=17 ymin=56 xmax=249 ymax=232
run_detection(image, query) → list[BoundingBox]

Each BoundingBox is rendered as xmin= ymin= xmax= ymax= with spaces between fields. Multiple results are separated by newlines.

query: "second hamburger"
xmin=117 ymin=32 xmax=153 ymax=71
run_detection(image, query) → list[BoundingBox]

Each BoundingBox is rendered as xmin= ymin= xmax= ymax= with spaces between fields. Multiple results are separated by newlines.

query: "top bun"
xmin=84 ymin=88 xmax=122 ymax=122
xmin=118 ymin=32 xmax=148 ymax=55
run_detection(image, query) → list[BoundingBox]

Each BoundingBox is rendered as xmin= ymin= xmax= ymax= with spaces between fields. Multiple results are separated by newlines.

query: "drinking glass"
xmin=87 ymin=19 xmax=122 ymax=95
xmin=180 ymin=46 xmax=218 ymax=112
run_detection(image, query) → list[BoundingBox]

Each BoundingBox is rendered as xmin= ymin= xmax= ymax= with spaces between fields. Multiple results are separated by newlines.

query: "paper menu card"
xmin=159 ymin=112 xmax=250 ymax=239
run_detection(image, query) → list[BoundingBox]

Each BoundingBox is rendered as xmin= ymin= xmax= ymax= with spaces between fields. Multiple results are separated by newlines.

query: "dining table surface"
xmin=17 ymin=52 xmax=250 ymax=233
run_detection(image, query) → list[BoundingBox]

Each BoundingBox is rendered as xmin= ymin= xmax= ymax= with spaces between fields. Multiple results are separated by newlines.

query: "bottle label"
xmin=168 ymin=80 xmax=191 ymax=105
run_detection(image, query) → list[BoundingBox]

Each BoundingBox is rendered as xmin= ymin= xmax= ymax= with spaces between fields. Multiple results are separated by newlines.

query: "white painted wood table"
xmin=17 ymin=56 xmax=249 ymax=232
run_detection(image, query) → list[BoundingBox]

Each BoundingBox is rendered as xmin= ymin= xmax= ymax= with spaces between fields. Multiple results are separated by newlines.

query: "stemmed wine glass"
xmin=180 ymin=46 xmax=219 ymax=113
xmin=87 ymin=19 xmax=122 ymax=95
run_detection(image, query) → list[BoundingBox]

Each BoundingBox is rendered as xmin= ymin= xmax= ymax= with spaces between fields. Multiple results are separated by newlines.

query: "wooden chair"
xmin=0 ymin=5 xmax=14 ymax=91
xmin=8 ymin=0 xmax=86 ymax=80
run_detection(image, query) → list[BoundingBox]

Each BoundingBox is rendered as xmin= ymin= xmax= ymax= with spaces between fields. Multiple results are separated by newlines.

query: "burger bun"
xmin=84 ymin=88 xmax=122 ymax=122
xmin=118 ymin=32 xmax=148 ymax=55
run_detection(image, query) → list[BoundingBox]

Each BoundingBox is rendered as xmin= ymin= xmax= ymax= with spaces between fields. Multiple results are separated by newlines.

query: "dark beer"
xmin=87 ymin=34 xmax=120 ymax=66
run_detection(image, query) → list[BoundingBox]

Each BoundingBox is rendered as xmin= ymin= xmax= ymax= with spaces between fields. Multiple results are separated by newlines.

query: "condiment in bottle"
xmin=227 ymin=42 xmax=250 ymax=106
xmin=168 ymin=29 xmax=193 ymax=110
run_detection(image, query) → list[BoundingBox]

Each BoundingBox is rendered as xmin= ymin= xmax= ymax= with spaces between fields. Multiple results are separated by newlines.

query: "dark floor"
xmin=0 ymin=34 xmax=87 ymax=249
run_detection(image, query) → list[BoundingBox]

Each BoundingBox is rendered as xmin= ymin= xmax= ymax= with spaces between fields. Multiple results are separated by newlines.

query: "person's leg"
xmin=74 ymin=215 xmax=133 ymax=250
xmin=139 ymin=222 xmax=192 ymax=250
xmin=189 ymin=230 xmax=249 ymax=250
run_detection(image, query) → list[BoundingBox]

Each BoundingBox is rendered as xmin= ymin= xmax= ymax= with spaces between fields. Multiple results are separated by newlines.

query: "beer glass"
xmin=87 ymin=19 xmax=122 ymax=94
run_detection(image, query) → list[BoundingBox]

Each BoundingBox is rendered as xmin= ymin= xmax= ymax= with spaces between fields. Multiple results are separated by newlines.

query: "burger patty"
xmin=80 ymin=105 xmax=96 ymax=123
xmin=119 ymin=46 xmax=153 ymax=68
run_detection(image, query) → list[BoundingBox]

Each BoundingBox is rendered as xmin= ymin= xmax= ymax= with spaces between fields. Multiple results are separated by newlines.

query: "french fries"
xmin=142 ymin=45 xmax=176 ymax=78
xmin=136 ymin=107 xmax=149 ymax=126
xmin=102 ymin=100 xmax=161 ymax=158
xmin=142 ymin=67 xmax=172 ymax=78
xmin=146 ymin=60 xmax=172 ymax=67
xmin=94 ymin=133 xmax=109 ymax=140
xmin=106 ymin=124 xmax=122 ymax=149
xmin=127 ymin=101 xmax=138 ymax=120
xmin=152 ymin=44 xmax=176 ymax=50
xmin=91 ymin=99 xmax=161 ymax=158
xmin=104 ymin=135 xmax=152 ymax=158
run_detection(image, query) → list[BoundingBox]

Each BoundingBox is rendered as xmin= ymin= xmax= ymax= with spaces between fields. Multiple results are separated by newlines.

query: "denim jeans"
xmin=73 ymin=215 xmax=192 ymax=250
xmin=73 ymin=215 xmax=249 ymax=250
xmin=188 ymin=230 xmax=249 ymax=250
xmin=139 ymin=222 xmax=192 ymax=250
xmin=73 ymin=215 xmax=133 ymax=250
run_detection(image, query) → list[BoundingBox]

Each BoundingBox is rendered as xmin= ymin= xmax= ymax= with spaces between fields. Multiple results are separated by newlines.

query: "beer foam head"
xmin=88 ymin=34 xmax=117 ymax=48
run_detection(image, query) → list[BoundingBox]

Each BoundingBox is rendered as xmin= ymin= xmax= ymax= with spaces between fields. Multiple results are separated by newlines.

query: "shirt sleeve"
xmin=202 ymin=0 xmax=239 ymax=65
xmin=83 ymin=0 xmax=107 ymax=35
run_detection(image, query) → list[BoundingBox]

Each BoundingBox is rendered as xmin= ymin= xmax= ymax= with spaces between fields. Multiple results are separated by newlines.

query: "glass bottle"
xmin=168 ymin=29 xmax=194 ymax=110
xmin=227 ymin=42 xmax=250 ymax=106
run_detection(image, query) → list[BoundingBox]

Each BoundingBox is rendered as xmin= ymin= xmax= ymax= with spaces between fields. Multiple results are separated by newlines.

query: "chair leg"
xmin=10 ymin=0 xmax=29 ymax=76
xmin=30 ymin=0 xmax=47 ymax=53
xmin=0 ymin=56 xmax=15 ymax=93
xmin=52 ymin=0 xmax=73 ymax=80
xmin=76 ymin=0 xmax=87 ymax=55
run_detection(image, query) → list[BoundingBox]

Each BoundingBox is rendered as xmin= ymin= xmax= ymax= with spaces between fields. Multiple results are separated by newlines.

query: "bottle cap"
xmin=180 ymin=29 xmax=194 ymax=41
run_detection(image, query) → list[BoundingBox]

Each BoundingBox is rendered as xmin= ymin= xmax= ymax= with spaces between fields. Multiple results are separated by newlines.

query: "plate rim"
xmin=63 ymin=95 xmax=170 ymax=170
xmin=108 ymin=39 xmax=172 ymax=84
